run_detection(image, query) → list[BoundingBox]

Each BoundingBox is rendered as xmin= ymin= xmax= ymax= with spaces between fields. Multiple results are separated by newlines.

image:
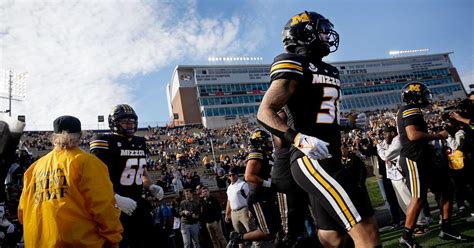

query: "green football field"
xmin=365 ymin=177 xmax=474 ymax=247
xmin=380 ymin=214 xmax=474 ymax=247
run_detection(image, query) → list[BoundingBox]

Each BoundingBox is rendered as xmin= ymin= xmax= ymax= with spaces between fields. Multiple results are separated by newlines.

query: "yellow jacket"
xmin=18 ymin=147 xmax=123 ymax=247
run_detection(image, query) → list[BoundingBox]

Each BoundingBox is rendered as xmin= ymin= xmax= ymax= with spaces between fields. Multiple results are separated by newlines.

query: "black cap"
xmin=383 ymin=126 xmax=397 ymax=133
xmin=53 ymin=115 xmax=81 ymax=133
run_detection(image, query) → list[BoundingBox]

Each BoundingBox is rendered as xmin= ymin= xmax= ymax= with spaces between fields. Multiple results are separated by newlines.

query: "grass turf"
xmin=380 ymin=213 xmax=474 ymax=247
xmin=365 ymin=176 xmax=474 ymax=247
xmin=366 ymin=176 xmax=385 ymax=207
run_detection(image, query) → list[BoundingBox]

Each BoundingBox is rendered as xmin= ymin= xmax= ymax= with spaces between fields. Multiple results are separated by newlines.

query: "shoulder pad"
xmin=401 ymin=107 xmax=422 ymax=118
xmin=323 ymin=63 xmax=339 ymax=75
xmin=246 ymin=150 xmax=264 ymax=161
xmin=90 ymin=133 xmax=112 ymax=150
xmin=133 ymin=136 xmax=147 ymax=144
xmin=270 ymin=53 xmax=306 ymax=77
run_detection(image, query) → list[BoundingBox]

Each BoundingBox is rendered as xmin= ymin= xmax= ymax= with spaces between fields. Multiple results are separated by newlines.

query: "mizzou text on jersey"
xmin=90 ymin=133 xmax=148 ymax=201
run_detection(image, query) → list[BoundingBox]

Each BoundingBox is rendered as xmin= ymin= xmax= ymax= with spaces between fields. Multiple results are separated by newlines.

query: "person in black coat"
xmin=200 ymin=186 xmax=227 ymax=248
xmin=341 ymin=144 xmax=367 ymax=191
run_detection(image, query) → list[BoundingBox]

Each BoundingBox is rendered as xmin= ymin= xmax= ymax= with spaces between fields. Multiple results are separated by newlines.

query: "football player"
xmin=396 ymin=82 xmax=468 ymax=247
xmin=90 ymin=104 xmax=164 ymax=248
xmin=257 ymin=11 xmax=380 ymax=247
xmin=271 ymin=110 xmax=312 ymax=248
xmin=228 ymin=129 xmax=280 ymax=247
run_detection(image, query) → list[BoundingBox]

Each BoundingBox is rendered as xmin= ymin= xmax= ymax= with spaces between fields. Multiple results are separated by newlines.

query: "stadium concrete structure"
xmin=166 ymin=53 xmax=467 ymax=128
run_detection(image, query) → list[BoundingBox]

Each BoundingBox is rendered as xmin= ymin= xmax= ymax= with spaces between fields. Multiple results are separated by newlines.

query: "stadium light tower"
xmin=388 ymin=49 xmax=429 ymax=57
xmin=1 ymin=70 xmax=27 ymax=117
xmin=208 ymin=56 xmax=264 ymax=64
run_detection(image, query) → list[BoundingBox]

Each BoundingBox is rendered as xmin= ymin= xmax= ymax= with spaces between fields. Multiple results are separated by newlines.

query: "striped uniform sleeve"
xmin=90 ymin=139 xmax=109 ymax=151
xmin=401 ymin=107 xmax=424 ymax=126
xmin=270 ymin=53 xmax=304 ymax=82
xmin=245 ymin=151 xmax=264 ymax=162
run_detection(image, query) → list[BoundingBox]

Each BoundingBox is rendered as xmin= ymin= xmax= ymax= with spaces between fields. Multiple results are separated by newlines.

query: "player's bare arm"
xmin=244 ymin=159 xmax=264 ymax=186
xmin=405 ymin=125 xmax=448 ymax=141
xmin=225 ymin=201 xmax=231 ymax=223
xmin=257 ymin=78 xmax=297 ymax=136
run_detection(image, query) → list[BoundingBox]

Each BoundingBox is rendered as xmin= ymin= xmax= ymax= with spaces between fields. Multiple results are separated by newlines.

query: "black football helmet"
xmin=249 ymin=129 xmax=273 ymax=152
xmin=457 ymin=98 xmax=474 ymax=114
xmin=108 ymin=104 xmax=138 ymax=136
xmin=401 ymin=82 xmax=432 ymax=107
xmin=282 ymin=11 xmax=339 ymax=57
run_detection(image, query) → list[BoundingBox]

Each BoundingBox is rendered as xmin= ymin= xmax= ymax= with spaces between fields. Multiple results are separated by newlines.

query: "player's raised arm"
xmin=257 ymin=78 xmax=297 ymax=139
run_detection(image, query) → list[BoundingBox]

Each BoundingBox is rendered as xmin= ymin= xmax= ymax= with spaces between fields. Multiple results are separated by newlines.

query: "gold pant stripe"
xmin=277 ymin=193 xmax=288 ymax=233
xmin=254 ymin=203 xmax=269 ymax=233
xmin=408 ymin=158 xmax=418 ymax=197
xmin=302 ymin=157 xmax=356 ymax=227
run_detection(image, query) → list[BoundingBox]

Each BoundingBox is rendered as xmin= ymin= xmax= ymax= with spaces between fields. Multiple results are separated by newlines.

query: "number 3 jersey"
xmin=90 ymin=133 xmax=148 ymax=201
xmin=270 ymin=52 xmax=342 ymax=159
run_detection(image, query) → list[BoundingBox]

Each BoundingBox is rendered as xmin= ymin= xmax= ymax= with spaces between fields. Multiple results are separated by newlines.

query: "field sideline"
xmin=366 ymin=177 xmax=474 ymax=247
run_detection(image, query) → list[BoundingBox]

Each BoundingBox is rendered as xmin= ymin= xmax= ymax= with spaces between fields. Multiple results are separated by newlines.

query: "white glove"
xmin=0 ymin=231 xmax=4 ymax=240
xmin=6 ymin=223 xmax=14 ymax=234
xmin=149 ymin=184 xmax=164 ymax=200
xmin=114 ymin=194 xmax=137 ymax=216
xmin=293 ymin=133 xmax=332 ymax=160
xmin=262 ymin=179 xmax=272 ymax=188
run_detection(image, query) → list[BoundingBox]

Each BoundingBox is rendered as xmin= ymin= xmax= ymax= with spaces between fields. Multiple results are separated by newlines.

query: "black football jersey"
xmin=270 ymin=52 xmax=342 ymax=159
xmin=90 ymin=133 xmax=148 ymax=201
xmin=245 ymin=148 xmax=273 ymax=196
xmin=396 ymin=104 xmax=428 ymax=160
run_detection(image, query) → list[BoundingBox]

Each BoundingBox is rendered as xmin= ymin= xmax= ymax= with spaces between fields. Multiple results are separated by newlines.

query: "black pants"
xmin=248 ymin=191 xmax=281 ymax=234
xmin=290 ymin=149 xmax=373 ymax=231
xmin=272 ymin=148 xmax=310 ymax=240
xmin=120 ymin=199 xmax=154 ymax=248
xmin=450 ymin=167 xmax=474 ymax=209
xmin=383 ymin=174 xmax=404 ymax=223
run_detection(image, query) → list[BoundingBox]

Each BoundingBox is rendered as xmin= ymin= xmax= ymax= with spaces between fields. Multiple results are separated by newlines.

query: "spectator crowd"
xmin=0 ymin=96 xmax=473 ymax=247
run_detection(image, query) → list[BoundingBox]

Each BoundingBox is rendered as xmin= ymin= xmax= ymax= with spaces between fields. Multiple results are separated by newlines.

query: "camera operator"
xmin=357 ymin=133 xmax=379 ymax=182
xmin=449 ymin=92 xmax=474 ymax=131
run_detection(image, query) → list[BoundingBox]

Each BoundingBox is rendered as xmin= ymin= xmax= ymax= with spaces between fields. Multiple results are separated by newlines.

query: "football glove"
xmin=114 ymin=194 xmax=137 ymax=216
xmin=293 ymin=133 xmax=332 ymax=160
xmin=149 ymin=184 xmax=164 ymax=200
xmin=262 ymin=179 xmax=272 ymax=188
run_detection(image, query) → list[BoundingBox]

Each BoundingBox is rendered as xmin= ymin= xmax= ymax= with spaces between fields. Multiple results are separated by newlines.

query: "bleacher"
xmin=20 ymin=125 xmax=251 ymax=201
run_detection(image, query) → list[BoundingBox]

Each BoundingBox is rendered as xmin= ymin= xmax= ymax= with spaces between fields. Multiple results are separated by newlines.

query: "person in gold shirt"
xmin=18 ymin=115 xmax=123 ymax=248
xmin=202 ymin=155 xmax=212 ymax=169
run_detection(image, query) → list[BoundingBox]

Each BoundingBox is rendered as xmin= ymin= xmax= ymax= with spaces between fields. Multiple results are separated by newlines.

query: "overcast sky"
xmin=1 ymin=0 xmax=472 ymax=130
